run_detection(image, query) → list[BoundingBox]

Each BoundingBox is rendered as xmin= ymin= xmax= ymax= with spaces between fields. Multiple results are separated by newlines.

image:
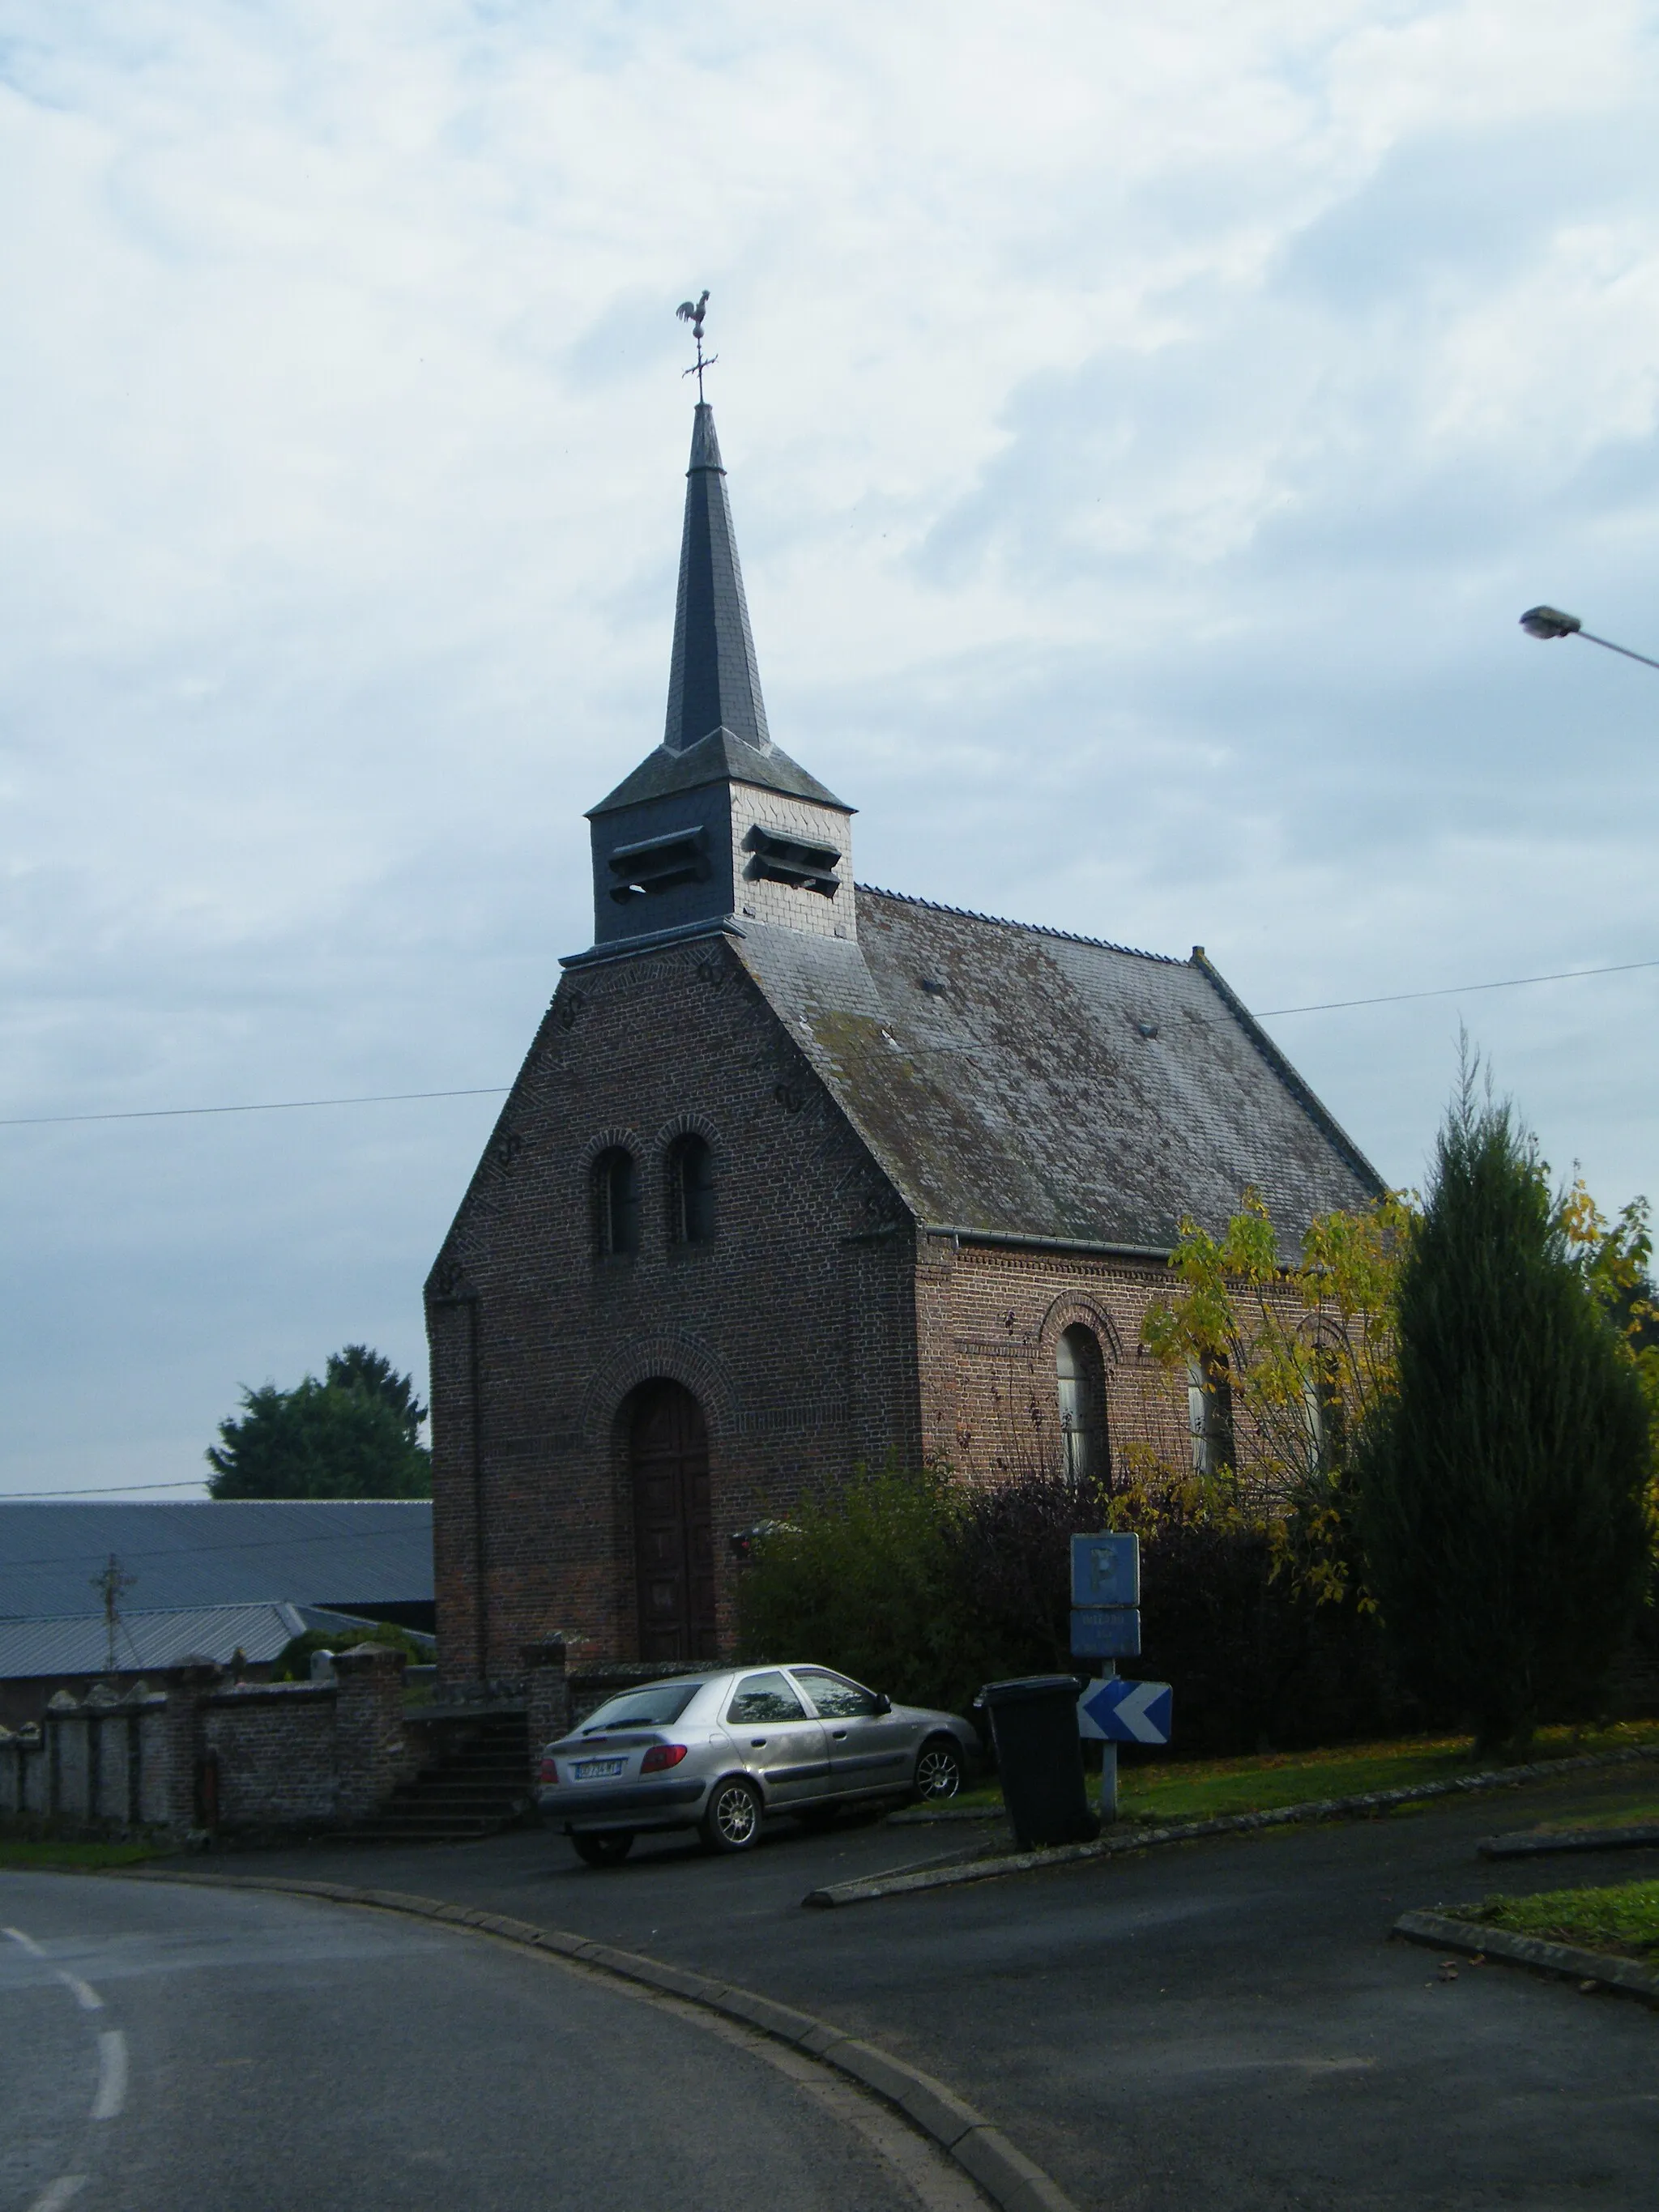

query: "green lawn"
xmin=946 ymin=1718 xmax=1659 ymax=1826
xmin=1526 ymin=1800 xmax=1659 ymax=1835
xmin=0 ymin=1837 xmax=163 ymax=1873
xmin=1473 ymin=1877 xmax=1659 ymax=1963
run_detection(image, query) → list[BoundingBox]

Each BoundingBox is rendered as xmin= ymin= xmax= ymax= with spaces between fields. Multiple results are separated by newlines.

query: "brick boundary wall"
xmin=0 ymin=1643 xmax=417 ymax=1837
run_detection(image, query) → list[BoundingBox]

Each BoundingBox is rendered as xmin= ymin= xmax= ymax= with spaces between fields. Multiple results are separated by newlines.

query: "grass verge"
xmin=944 ymin=1719 xmax=1659 ymax=1824
xmin=0 ymin=1836 xmax=164 ymax=1873
xmin=1470 ymin=1877 xmax=1659 ymax=1963
xmin=1523 ymin=1801 xmax=1659 ymax=1836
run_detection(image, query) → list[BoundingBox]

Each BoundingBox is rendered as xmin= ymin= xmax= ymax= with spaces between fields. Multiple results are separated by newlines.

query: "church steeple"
xmin=663 ymin=405 xmax=771 ymax=756
xmin=576 ymin=390 xmax=856 ymax=963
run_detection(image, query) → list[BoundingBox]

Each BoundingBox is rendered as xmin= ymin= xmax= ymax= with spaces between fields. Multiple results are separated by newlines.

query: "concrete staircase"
xmin=344 ymin=1711 xmax=532 ymax=1844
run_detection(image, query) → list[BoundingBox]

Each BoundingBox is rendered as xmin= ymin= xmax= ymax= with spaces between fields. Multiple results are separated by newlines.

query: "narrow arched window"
xmin=1303 ymin=1346 xmax=1345 ymax=1473
xmin=1187 ymin=1352 xmax=1235 ymax=1477
xmin=595 ymin=1147 xmax=639 ymax=1257
xmin=667 ymin=1134 xmax=715 ymax=1247
xmin=1056 ymin=1325 xmax=1109 ymax=1486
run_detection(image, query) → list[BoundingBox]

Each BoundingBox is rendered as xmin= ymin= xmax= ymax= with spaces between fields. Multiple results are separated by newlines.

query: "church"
xmin=425 ymin=396 xmax=1381 ymax=1686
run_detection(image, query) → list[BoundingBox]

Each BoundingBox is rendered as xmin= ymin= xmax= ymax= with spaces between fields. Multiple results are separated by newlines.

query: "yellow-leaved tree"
xmin=1141 ymin=1187 xmax=1415 ymax=1608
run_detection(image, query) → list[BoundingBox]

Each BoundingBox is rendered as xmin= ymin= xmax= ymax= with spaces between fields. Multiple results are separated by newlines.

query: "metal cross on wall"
xmin=676 ymin=289 xmax=717 ymax=399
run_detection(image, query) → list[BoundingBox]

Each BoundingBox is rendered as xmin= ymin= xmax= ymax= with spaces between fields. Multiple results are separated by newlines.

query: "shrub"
xmin=269 ymin=1622 xmax=428 ymax=1681
xmin=734 ymin=1464 xmax=966 ymax=1712
xmin=736 ymin=1457 xmax=1398 ymax=1752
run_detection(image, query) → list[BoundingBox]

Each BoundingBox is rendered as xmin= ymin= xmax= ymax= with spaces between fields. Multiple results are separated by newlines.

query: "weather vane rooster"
xmin=676 ymin=289 xmax=715 ymax=401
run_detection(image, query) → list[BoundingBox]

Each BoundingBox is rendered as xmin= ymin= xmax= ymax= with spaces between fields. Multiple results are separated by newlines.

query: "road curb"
xmin=120 ymin=1865 xmax=1077 ymax=2212
xmin=1392 ymin=1907 xmax=1659 ymax=2008
xmin=804 ymin=1743 xmax=1659 ymax=1907
xmin=1478 ymin=1824 xmax=1659 ymax=1860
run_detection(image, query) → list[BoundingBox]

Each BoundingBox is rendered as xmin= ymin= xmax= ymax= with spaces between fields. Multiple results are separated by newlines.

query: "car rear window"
xmin=726 ymin=1672 xmax=808 ymax=1724
xmin=580 ymin=1683 xmax=702 ymax=1732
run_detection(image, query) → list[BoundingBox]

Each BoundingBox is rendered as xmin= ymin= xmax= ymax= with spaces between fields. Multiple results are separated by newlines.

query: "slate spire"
xmin=663 ymin=403 xmax=772 ymax=755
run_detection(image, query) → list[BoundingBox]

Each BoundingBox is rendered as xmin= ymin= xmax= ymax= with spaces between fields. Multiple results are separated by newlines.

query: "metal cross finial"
xmin=676 ymin=289 xmax=717 ymax=401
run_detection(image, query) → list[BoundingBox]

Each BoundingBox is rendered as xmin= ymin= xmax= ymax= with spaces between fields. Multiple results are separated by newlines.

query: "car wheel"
xmin=915 ymin=1737 xmax=964 ymax=1802
xmin=572 ymin=1830 xmax=634 ymax=1868
xmin=700 ymin=1775 xmax=764 ymax=1853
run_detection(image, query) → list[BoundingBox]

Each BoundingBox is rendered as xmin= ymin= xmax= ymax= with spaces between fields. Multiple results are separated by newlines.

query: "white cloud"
xmin=3 ymin=0 xmax=1659 ymax=1492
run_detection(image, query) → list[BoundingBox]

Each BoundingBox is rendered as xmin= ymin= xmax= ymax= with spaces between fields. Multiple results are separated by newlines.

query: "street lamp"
xmin=1520 ymin=605 xmax=1659 ymax=671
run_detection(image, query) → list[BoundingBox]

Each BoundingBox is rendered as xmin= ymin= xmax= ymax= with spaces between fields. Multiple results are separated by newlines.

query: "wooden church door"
xmin=629 ymin=1382 xmax=716 ymax=1661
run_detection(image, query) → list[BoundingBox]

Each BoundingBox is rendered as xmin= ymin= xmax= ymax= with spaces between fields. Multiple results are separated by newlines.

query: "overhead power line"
xmin=1257 ymin=955 xmax=1659 ymax=1017
xmin=2 ymin=1479 xmax=214 ymax=1497
xmin=1 ymin=957 xmax=1655 ymax=1129
xmin=0 ymin=1085 xmax=510 ymax=1128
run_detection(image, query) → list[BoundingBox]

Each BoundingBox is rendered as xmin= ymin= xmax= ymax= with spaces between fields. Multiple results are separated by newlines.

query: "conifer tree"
xmin=1358 ymin=1071 xmax=1651 ymax=1753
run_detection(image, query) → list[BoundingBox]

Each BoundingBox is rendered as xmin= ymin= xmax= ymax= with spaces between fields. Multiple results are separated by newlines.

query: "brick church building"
xmin=426 ymin=400 xmax=1381 ymax=1686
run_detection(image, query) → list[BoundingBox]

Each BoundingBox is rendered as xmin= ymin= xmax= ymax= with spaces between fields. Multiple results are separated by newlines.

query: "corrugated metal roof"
xmin=0 ymin=1500 xmax=433 ymax=1622
xmin=0 ymin=1601 xmax=310 ymax=1681
xmin=737 ymin=891 xmax=1382 ymax=1251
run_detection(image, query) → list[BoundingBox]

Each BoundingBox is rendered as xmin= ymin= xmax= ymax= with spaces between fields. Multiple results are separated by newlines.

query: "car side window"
xmin=792 ymin=1669 xmax=882 ymax=1720
xmin=726 ymin=1672 xmax=808 ymax=1725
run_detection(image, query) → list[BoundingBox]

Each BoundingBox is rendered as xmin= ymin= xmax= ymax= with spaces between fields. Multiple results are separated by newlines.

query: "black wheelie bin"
xmin=980 ymin=1673 xmax=1100 ymax=1849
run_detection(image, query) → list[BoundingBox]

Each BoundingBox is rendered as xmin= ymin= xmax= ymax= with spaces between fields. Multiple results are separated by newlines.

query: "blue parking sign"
xmin=1071 ymin=1532 xmax=1139 ymax=1609
xmin=1071 ymin=1606 xmax=1141 ymax=1659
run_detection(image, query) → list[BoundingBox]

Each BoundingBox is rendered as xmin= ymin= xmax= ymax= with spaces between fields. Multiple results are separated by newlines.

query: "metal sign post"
xmin=1069 ymin=1533 xmax=1170 ymax=1818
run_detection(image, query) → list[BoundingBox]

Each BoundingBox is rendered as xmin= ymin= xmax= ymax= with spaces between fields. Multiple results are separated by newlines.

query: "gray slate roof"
xmin=663 ymin=403 xmax=770 ymax=755
xmin=738 ymin=889 xmax=1381 ymax=1252
xmin=0 ymin=1501 xmax=433 ymax=1622
xmin=589 ymin=724 xmax=849 ymax=818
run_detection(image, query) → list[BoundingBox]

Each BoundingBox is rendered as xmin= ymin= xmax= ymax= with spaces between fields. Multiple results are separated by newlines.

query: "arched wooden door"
xmin=629 ymin=1381 xmax=717 ymax=1661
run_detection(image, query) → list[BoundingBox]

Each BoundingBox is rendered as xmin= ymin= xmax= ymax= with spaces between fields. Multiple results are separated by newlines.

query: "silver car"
xmin=538 ymin=1663 xmax=978 ymax=1867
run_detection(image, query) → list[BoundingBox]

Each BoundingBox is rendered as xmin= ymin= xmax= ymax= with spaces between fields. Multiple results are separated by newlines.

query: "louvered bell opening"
xmin=744 ymin=825 xmax=840 ymax=897
xmin=608 ymin=826 xmax=711 ymax=903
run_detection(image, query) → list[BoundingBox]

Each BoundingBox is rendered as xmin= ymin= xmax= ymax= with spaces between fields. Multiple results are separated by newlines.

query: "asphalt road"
xmin=0 ymin=1870 xmax=980 ymax=2212
xmin=216 ymin=1763 xmax=1659 ymax=2210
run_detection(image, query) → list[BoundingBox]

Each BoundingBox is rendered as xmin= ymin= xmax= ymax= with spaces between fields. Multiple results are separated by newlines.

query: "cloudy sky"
xmin=5 ymin=1 xmax=1658 ymax=1498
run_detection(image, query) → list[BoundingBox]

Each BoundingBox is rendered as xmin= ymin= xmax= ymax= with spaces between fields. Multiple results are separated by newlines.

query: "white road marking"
xmin=3 ymin=1925 xmax=48 ymax=1956
xmin=58 ymin=1973 xmax=104 ymax=2012
xmin=91 ymin=2029 xmax=127 ymax=2120
xmin=26 ymin=2179 xmax=87 ymax=2212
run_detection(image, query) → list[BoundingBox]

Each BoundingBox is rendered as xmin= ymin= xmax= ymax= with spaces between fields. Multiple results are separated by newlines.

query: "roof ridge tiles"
xmin=854 ymin=884 xmax=1184 ymax=965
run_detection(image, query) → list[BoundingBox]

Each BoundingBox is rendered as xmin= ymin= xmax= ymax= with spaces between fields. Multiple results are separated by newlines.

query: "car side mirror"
xmin=872 ymin=1693 xmax=892 ymax=1715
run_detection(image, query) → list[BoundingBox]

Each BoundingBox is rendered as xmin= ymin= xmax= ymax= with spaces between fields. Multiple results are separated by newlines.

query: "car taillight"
xmin=641 ymin=1743 xmax=688 ymax=1773
xmin=539 ymin=1757 xmax=559 ymax=1784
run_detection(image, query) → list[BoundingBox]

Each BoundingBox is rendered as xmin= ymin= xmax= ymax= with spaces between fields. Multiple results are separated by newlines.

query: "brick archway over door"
xmin=629 ymin=1380 xmax=717 ymax=1661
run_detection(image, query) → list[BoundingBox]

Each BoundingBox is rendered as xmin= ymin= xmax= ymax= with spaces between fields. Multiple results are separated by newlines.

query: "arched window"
xmin=667 ymin=1135 xmax=715 ymax=1247
xmin=1056 ymin=1324 xmax=1109 ymax=1486
xmin=1187 ymin=1352 xmax=1235 ymax=1477
xmin=1302 ymin=1346 xmax=1345 ymax=1473
xmin=594 ymin=1147 xmax=639 ymax=1257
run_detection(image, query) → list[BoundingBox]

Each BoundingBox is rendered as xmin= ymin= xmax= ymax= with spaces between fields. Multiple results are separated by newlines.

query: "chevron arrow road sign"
xmin=1077 ymin=1677 xmax=1173 ymax=1746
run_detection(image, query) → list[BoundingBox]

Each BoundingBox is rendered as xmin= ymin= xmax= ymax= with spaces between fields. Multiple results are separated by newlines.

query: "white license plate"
xmin=574 ymin=1758 xmax=626 ymax=1780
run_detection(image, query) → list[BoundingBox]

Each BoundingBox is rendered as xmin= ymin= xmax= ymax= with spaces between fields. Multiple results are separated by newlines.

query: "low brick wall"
xmin=0 ymin=1643 xmax=413 ymax=1837
xmin=200 ymin=1685 xmax=340 ymax=1828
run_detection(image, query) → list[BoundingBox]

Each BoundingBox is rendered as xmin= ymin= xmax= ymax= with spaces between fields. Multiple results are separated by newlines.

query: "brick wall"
xmin=200 ymin=1685 xmax=341 ymax=1827
xmin=429 ymin=934 xmax=918 ymax=1682
xmin=0 ymin=1651 xmax=414 ymax=1835
xmin=915 ymin=1239 xmax=1203 ymax=1485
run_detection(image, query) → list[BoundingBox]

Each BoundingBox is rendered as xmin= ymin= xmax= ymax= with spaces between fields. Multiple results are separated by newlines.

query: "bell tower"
xmin=580 ymin=398 xmax=856 ymax=958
